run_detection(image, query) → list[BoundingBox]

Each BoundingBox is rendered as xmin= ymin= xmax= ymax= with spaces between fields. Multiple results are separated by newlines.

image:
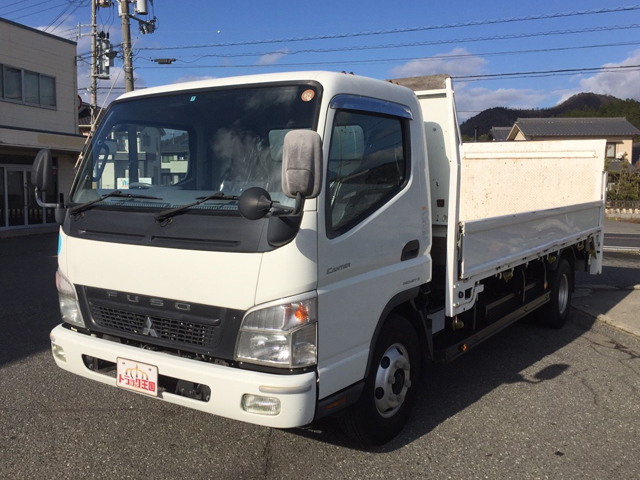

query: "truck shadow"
xmin=0 ymin=232 xmax=59 ymax=367
xmin=290 ymin=311 xmax=598 ymax=452
xmin=2 ymin=232 xmax=635 ymax=452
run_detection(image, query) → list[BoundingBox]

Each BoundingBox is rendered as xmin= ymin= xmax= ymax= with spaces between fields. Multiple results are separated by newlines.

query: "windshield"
xmin=71 ymin=83 xmax=321 ymax=213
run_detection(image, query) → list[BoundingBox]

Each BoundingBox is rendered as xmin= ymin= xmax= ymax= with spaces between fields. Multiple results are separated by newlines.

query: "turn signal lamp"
xmin=295 ymin=304 xmax=308 ymax=322
xmin=51 ymin=343 xmax=66 ymax=362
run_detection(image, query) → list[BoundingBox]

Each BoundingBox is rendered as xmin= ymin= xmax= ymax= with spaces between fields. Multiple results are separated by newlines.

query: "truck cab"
xmin=40 ymin=72 xmax=432 ymax=444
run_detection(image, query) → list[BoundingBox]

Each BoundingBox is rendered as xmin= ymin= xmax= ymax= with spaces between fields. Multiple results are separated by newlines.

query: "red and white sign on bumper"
xmin=116 ymin=358 xmax=158 ymax=396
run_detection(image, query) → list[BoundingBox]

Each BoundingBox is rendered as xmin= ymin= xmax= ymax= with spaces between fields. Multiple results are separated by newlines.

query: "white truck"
xmin=33 ymin=71 xmax=606 ymax=445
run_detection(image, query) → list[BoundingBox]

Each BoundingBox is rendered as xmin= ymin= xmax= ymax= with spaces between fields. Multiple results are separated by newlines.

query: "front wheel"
xmin=340 ymin=315 xmax=421 ymax=445
xmin=538 ymin=258 xmax=573 ymax=329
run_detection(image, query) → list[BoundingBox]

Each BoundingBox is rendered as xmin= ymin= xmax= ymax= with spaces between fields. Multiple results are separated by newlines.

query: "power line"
xmin=137 ymin=5 xmax=640 ymax=51
xmin=451 ymin=64 xmax=640 ymax=81
xmin=137 ymin=63 xmax=640 ymax=83
xmin=7 ymin=2 xmax=74 ymax=21
xmin=0 ymin=0 xmax=37 ymax=10
xmin=45 ymin=0 xmax=89 ymax=33
xmin=136 ymin=23 xmax=640 ymax=59
xmin=1 ymin=0 xmax=55 ymax=16
xmin=137 ymin=40 xmax=640 ymax=69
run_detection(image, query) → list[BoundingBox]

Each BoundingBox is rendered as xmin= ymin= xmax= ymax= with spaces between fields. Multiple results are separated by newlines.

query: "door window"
xmin=326 ymin=110 xmax=409 ymax=237
xmin=7 ymin=170 xmax=25 ymax=226
xmin=0 ymin=166 xmax=56 ymax=229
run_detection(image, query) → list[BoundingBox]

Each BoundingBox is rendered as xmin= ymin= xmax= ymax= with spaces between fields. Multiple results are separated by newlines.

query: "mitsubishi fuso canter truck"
xmin=33 ymin=71 xmax=606 ymax=445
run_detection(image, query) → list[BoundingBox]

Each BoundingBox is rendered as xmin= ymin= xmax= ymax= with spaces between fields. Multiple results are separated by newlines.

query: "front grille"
xmin=90 ymin=305 xmax=215 ymax=347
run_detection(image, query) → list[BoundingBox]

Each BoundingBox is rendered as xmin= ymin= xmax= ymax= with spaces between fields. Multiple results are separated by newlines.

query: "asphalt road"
xmin=1 ymin=233 xmax=639 ymax=479
xmin=604 ymin=233 xmax=640 ymax=250
xmin=603 ymin=219 xmax=640 ymax=252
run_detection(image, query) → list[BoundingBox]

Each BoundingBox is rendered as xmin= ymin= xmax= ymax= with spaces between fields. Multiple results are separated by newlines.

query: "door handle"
xmin=401 ymin=240 xmax=420 ymax=261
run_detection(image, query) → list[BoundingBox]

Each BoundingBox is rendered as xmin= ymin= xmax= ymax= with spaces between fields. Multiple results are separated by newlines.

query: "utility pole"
xmin=90 ymin=0 xmax=98 ymax=123
xmin=119 ymin=0 xmax=135 ymax=92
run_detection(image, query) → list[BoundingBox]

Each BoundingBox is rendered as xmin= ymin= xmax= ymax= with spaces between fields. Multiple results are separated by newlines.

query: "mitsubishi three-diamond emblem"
xmin=142 ymin=317 xmax=159 ymax=337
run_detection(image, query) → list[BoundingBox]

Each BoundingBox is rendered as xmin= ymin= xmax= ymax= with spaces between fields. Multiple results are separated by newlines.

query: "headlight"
xmin=56 ymin=269 xmax=85 ymax=328
xmin=235 ymin=295 xmax=317 ymax=368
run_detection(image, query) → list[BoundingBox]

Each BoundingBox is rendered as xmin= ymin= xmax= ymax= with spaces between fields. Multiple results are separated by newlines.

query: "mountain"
xmin=459 ymin=93 xmax=640 ymax=139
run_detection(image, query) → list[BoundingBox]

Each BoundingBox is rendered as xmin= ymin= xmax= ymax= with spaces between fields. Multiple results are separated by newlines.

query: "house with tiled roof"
xmin=506 ymin=117 xmax=640 ymax=162
xmin=487 ymin=127 xmax=511 ymax=142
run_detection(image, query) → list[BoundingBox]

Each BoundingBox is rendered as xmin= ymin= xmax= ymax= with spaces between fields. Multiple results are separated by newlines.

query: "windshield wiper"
xmin=155 ymin=192 xmax=238 ymax=224
xmin=70 ymin=190 xmax=163 ymax=216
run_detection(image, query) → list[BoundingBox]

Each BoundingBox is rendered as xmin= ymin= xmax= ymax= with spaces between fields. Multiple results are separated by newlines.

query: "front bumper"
xmin=50 ymin=324 xmax=317 ymax=428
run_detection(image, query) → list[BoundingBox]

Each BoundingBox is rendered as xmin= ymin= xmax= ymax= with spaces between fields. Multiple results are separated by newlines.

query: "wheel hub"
xmin=374 ymin=343 xmax=411 ymax=418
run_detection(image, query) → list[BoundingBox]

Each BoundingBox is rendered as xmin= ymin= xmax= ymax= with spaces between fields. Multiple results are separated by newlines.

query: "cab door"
xmin=316 ymin=96 xmax=431 ymax=399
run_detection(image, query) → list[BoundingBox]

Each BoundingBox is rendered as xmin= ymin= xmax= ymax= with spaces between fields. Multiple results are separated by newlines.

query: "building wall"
xmin=617 ymin=139 xmax=633 ymax=161
xmin=513 ymin=131 xmax=527 ymax=141
xmin=0 ymin=19 xmax=82 ymax=233
xmin=0 ymin=19 xmax=78 ymax=135
xmin=514 ymin=134 xmax=634 ymax=160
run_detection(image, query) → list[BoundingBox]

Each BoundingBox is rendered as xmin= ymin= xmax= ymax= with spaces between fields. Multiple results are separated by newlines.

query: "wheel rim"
xmin=373 ymin=343 xmax=411 ymax=418
xmin=558 ymin=273 xmax=569 ymax=314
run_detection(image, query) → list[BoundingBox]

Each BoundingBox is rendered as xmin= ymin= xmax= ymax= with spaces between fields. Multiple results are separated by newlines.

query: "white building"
xmin=0 ymin=17 xmax=84 ymax=235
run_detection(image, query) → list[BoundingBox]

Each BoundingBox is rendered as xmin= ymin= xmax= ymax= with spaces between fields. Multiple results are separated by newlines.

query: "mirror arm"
xmin=271 ymin=192 xmax=304 ymax=217
xmin=34 ymin=187 xmax=59 ymax=209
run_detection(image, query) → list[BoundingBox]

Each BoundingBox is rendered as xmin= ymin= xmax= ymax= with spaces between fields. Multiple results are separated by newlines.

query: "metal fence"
xmin=606 ymin=200 xmax=640 ymax=210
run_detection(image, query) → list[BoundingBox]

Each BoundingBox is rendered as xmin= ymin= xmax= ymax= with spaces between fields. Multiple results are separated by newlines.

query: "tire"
xmin=538 ymin=258 xmax=573 ymax=329
xmin=340 ymin=315 xmax=421 ymax=445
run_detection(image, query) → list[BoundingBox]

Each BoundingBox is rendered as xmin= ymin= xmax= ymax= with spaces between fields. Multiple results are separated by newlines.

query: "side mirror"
xmin=31 ymin=148 xmax=60 ymax=212
xmin=237 ymin=186 xmax=306 ymax=248
xmin=32 ymin=148 xmax=54 ymax=192
xmin=282 ymin=130 xmax=322 ymax=199
xmin=238 ymin=187 xmax=273 ymax=220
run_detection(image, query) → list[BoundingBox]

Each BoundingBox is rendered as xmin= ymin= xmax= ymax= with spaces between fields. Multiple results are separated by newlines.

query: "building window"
xmin=0 ymin=64 xmax=56 ymax=108
xmin=40 ymin=75 xmax=56 ymax=107
xmin=606 ymin=143 xmax=616 ymax=159
xmin=24 ymin=71 xmax=40 ymax=104
xmin=3 ymin=66 xmax=22 ymax=101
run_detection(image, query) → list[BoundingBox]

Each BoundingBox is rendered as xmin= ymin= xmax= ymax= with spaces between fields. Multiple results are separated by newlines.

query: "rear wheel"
xmin=340 ymin=315 xmax=421 ymax=445
xmin=538 ymin=258 xmax=573 ymax=329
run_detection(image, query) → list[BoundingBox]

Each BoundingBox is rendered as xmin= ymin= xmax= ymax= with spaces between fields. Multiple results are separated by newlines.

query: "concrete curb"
xmin=603 ymin=246 xmax=640 ymax=254
xmin=577 ymin=284 xmax=640 ymax=291
xmin=572 ymin=286 xmax=640 ymax=339
xmin=573 ymin=305 xmax=640 ymax=339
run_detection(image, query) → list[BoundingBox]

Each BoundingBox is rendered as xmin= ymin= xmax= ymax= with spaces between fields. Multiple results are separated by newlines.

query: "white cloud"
xmin=455 ymin=87 xmax=550 ymax=122
xmin=389 ymin=48 xmax=487 ymax=78
xmin=577 ymin=49 xmax=640 ymax=100
xmin=553 ymin=88 xmax=581 ymax=105
xmin=256 ymin=50 xmax=289 ymax=66
xmin=389 ymin=48 xmax=640 ymax=122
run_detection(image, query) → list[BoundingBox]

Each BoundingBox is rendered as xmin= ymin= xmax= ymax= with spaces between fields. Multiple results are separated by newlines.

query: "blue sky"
xmin=4 ymin=0 xmax=640 ymax=120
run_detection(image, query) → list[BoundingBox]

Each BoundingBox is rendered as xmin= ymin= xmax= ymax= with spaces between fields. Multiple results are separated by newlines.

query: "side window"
xmin=327 ymin=110 xmax=408 ymax=237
